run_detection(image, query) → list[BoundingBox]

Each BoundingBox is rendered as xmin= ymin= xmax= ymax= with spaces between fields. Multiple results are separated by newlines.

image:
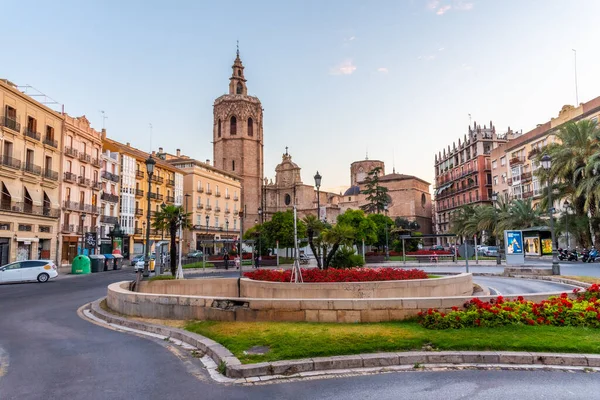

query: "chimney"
xmin=101 ymin=129 xmax=106 ymax=140
xmin=126 ymin=142 xmax=130 ymax=147
xmin=176 ymin=149 xmax=181 ymax=157
xmin=206 ymin=159 xmax=210 ymax=164
xmin=159 ymin=147 xmax=163 ymax=153
xmin=151 ymin=150 xmax=156 ymax=156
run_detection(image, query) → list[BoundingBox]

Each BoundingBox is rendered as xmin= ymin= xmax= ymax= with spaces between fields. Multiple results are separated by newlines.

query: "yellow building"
xmin=491 ymin=97 xmax=600 ymax=209
xmin=102 ymin=139 xmax=184 ymax=258
xmin=0 ymin=79 xmax=62 ymax=264
xmin=157 ymin=148 xmax=242 ymax=255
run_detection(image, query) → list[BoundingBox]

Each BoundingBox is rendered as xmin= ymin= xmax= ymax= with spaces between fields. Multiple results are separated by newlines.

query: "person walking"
xmin=223 ymin=252 xmax=230 ymax=270
xmin=254 ymin=250 xmax=260 ymax=269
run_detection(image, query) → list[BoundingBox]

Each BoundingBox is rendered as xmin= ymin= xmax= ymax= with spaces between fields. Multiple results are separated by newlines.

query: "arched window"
xmin=237 ymin=70 xmax=241 ymax=77
xmin=217 ymin=119 xmax=221 ymax=138
xmin=236 ymin=82 xmax=243 ymax=94
xmin=230 ymin=116 xmax=237 ymax=135
xmin=247 ymin=118 xmax=253 ymax=136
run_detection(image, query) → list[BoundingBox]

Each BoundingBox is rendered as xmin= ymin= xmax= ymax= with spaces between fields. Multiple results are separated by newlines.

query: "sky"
xmin=3 ymin=0 xmax=600 ymax=193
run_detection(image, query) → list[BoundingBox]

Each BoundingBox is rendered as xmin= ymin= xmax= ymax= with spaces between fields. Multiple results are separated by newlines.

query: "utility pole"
xmin=572 ymin=49 xmax=579 ymax=105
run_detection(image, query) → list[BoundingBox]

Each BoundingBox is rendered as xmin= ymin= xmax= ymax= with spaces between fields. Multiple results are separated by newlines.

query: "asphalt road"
xmin=1 ymin=269 xmax=598 ymax=400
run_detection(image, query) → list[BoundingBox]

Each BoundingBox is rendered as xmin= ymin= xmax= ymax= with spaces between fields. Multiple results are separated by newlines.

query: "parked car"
xmin=130 ymin=254 xmax=155 ymax=266
xmin=430 ymin=245 xmax=445 ymax=251
xmin=186 ymin=250 xmax=204 ymax=259
xmin=484 ymin=246 xmax=499 ymax=257
xmin=477 ymin=246 xmax=489 ymax=256
xmin=0 ymin=260 xmax=58 ymax=283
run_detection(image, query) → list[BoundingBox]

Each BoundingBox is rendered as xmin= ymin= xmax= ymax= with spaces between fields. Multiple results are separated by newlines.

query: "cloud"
xmin=438 ymin=47 xmax=445 ymax=51
xmin=436 ymin=5 xmax=451 ymax=15
xmin=377 ymin=67 xmax=389 ymax=73
xmin=454 ymin=1 xmax=474 ymax=10
xmin=330 ymin=60 xmax=357 ymax=75
xmin=461 ymin=63 xmax=472 ymax=71
xmin=418 ymin=55 xmax=436 ymax=61
xmin=427 ymin=0 xmax=440 ymax=9
xmin=348 ymin=36 xmax=356 ymax=41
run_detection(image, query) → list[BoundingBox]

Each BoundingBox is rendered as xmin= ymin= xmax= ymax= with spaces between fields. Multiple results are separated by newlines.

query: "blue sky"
xmin=3 ymin=0 xmax=600 ymax=193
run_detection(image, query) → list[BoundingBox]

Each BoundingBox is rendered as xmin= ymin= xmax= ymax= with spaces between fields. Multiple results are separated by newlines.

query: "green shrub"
xmin=330 ymin=247 xmax=365 ymax=269
xmin=149 ymin=275 xmax=175 ymax=281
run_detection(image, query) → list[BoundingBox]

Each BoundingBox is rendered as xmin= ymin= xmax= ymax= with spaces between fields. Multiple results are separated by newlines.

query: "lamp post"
xmin=314 ymin=171 xmax=322 ymax=221
xmin=184 ymin=193 xmax=190 ymax=253
xmin=80 ymin=213 xmax=87 ymax=255
xmin=160 ymin=202 xmax=166 ymax=273
xmin=384 ymin=204 xmax=389 ymax=261
xmin=564 ymin=200 xmax=571 ymax=249
xmin=204 ymin=215 xmax=209 ymax=268
xmin=143 ymin=155 xmax=155 ymax=278
xmin=225 ymin=218 xmax=229 ymax=253
xmin=257 ymin=207 xmax=263 ymax=265
xmin=541 ymin=154 xmax=560 ymax=275
xmin=491 ymin=192 xmax=501 ymax=265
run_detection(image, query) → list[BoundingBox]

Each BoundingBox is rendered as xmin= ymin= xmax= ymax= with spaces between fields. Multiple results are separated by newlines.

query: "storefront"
xmin=16 ymin=237 xmax=38 ymax=261
xmin=522 ymin=227 xmax=553 ymax=256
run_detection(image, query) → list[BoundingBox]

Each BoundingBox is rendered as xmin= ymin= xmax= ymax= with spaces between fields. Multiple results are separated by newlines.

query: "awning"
xmin=23 ymin=184 xmax=42 ymax=206
xmin=2 ymin=179 xmax=21 ymax=202
xmin=43 ymin=189 xmax=59 ymax=208
xmin=436 ymin=183 xmax=452 ymax=195
xmin=16 ymin=237 xmax=39 ymax=243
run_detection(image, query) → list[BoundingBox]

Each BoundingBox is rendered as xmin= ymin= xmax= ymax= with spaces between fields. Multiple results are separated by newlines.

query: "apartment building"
xmin=60 ymin=115 xmax=103 ymax=264
xmin=103 ymin=140 xmax=183 ymax=258
xmin=99 ymin=147 xmax=120 ymax=253
xmin=491 ymin=98 xmax=600 ymax=207
xmin=0 ymin=80 xmax=62 ymax=264
xmin=433 ymin=121 xmax=518 ymax=244
xmin=158 ymin=148 xmax=242 ymax=255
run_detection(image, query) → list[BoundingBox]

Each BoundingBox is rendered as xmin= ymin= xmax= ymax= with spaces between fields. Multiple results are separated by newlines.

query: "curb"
xmin=87 ymin=298 xmax=600 ymax=380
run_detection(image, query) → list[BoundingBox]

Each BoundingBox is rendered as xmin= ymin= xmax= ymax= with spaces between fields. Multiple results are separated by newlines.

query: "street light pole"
xmin=204 ymin=215 xmax=209 ymax=268
xmin=314 ymin=171 xmax=322 ymax=221
xmin=184 ymin=193 xmax=190 ymax=253
xmin=143 ymin=156 xmax=155 ymax=278
xmin=384 ymin=204 xmax=389 ymax=261
xmin=492 ymin=192 xmax=501 ymax=265
xmin=541 ymin=155 xmax=560 ymax=275
xmin=258 ymin=207 xmax=263 ymax=265
xmin=564 ymin=200 xmax=570 ymax=249
xmin=225 ymin=218 xmax=229 ymax=254
xmin=80 ymin=213 xmax=86 ymax=255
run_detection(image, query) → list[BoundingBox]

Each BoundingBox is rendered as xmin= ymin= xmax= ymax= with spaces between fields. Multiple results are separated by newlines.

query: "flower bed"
xmin=406 ymin=250 xmax=452 ymax=255
xmin=243 ymin=267 xmax=429 ymax=283
xmin=419 ymin=284 xmax=600 ymax=329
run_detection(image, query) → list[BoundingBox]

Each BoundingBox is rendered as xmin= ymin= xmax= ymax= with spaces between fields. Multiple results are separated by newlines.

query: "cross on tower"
xmin=285 ymin=146 xmax=288 ymax=155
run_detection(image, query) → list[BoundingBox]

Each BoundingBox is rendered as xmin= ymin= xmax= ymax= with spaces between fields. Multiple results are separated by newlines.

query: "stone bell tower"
xmin=213 ymin=45 xmax=264 ymax=226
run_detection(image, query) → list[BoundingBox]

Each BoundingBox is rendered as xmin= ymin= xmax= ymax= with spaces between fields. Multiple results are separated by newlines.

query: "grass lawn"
xmin=562 ymin=276 xmax=600 ymax=284
xmin=388 ymin=255 xmax=496 ymax=262
xmin=182 ymin=262 xmax=215 ymax=269
xmin=185 ymin=320 xmax=600 ymax=364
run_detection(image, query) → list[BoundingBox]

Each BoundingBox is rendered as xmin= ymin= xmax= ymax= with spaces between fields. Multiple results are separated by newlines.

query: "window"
xmin=285 ymin=194 xmax=291 ymax=205
xmin=217 ymin=119 xmax=221 ymax=138
xmin=65 ymin=187 xmax=71 ymax=201
xmin=236 ymin=83 xmax=243 ymax=94
xmin=46 ymin=125 xmax=54 ymax=140
xmin=232 ymin=160 xmax=235 ymax=171
xmin=26 ymin=149 xmax=34 ymax=167
xmin=93 ymin=170 xmax=98 ymax=183
xmin=247 ymin=118 xmax=253 ymax=136
xmin=215 ymin=216 xmax=219 ymax=227
xmin=80 ymin=165 xmax=86 ymax=177
xmin=230 ymin=116 xmax=237 ymax=135
xmin=492 ymin=160 xmax=497 ymax=169
xmin=500 ymin=157 xmax=506 ymax=166
xmin=234 ymin=219 xmax=237 ymax=229
xmin=197 ymin=215 xmax=201 ymax=225
xmin=27 ymin=116 xmax=37 ymax=133
xmin=421 ymin=193 xmax=426 ymax=208
xmin=493 ymin=176 xmax=498 ymax=186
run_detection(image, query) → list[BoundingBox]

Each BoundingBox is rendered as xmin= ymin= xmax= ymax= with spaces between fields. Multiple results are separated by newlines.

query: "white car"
xmin=0 ymin=260 xmax=58 ymax=283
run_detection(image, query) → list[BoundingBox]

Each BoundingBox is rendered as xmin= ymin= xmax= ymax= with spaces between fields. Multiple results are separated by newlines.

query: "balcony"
xmin=100 ymin=215 xmax=119 ymax=225
xmin=151 ymin=175 xmax=164 ymax=184
xmin=205 ymin=205 xmax=212 ymax=211
xmin=78 ymin=176 xmax=91 ymax=186
xmin=166 ymin=195 xmax=175 ymax=203
xmin=521 ymin=171 xmax=533 ymax=182
xmin=136 ymin=170 xmax=144 ymax=179
xmin=214 ymin=206 xmax=221 ymax=213
xmin=528 ymin=147 xmax=541 ymax=160
xmin=43 ymin=136 xmax=58 ymax=148
xmin=509 ymin=156 xmax=525 ymax=166
xmin=62 ymin=224 xmax=76 ymax=233
xmin=135 ymin=189 xmax=144 ymax=197
xmin=91 ymin=158 xmax=102 ymax=167
xmin=64 ymin=146 xmax=78 ymax=158
xmin=135 ymin=208 xmax=143 ymax=216
xmin=22 ymin=162 xmax=41 ymax=176
xmin=149 ymin=210 xmax=157 ymax=218
xmin=197 ymin=187 xmax=204 ymax=193
xmin=64 ymin=172 xmax=77 ymax=183
xmin=148 ymin=192 xmax=163 ymax=201
xmin=134 ymin=228 xmax=142 ymax=235
xmin=224 ymin=209 xmax=230 ymax=214
xmin=43 ymin=168 xmax=58 ymax=181
xmin=102 ymin=170 xmax=120 ymax=183
xmin=225 ymin=194 xmax=230 ymax=199
xmin=196 ymin=204 xmax=204 ymax=210
xmin=1 ymin=115 xmax=21 ymax=132
xmin=215 ymin=191 xmax=221 ymax=198
xmin=79 ymin=153 xmax=91 ymax=163
xmin=23 ymin=127 xmax=41 ymax=141
xmin=167 ymin=179 xmax=175 ymax=187
xmin=233 ymin=195 xmax=239 ymax=201
xmin=523 ymin=191 xmax=533 ymax=199
xmin=101 ymin=192 xmax=119 ymax=203
xmin=206 ymin=189 xmax=213 ymax=195
xmin=0 ymin=201 xmax=59 ymax=218
xmin=91 ymin=181 xmax=102 ymax=190
xmin=1 ymin=155 xmax=21 ymax=170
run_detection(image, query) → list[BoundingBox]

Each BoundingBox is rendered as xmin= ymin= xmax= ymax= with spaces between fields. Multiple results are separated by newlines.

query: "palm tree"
xmin=506 ymin=198 xmax=543 ymax=229
xmin=321 ymin=223 xmax=355 ymax=269
xmin=152 ymin=205 xmax=191 ymax=276
xmin=302 ymin=214 xmax=325 ymax=269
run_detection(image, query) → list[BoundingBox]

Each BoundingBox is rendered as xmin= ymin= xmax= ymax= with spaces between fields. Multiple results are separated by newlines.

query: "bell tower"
xmin=213 ymin=45 xmax=264 ymax=226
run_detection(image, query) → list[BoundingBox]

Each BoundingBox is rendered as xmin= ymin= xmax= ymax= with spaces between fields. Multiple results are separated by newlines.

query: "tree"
xmin=360 ymin=167 xmax=389 ymax=214
xmin=367 ymin=213 xmax=394 ymax=251
xmin=506 ymin=198 xmax=544 ymax=229
xmin=321 ymin=223 xmax=355 ymax=268
xmin=337 ymin=209 xmax=377 ymax=251
xmin=260 ymin=210 xmax=306 ymax=252
xmin=302 ymin=214 xmax=326 ymax=268
xmin=152 ymin=205 xmax=191 ymax=276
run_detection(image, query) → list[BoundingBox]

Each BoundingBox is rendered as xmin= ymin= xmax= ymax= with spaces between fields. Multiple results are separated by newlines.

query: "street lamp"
xmin=204 ymin=215 xmax=209 ymax=268
xmin=491 ymin=192 xmax=501 ymax=265
xmin=541 ymin=154 xmax=560 ymax=275
xmin=143 ymin=155 xmax=155 ymax=278
xmin=159 ymin=202 xmax=166 ymax=273
xmin=564 ymin=200 xmax=571 ymax=249
xmin=257 ymin=207 xmax=263 ymax=263
xmin=225 ymin=218 xmax=229 ymax=253
xmin=384 ymin=204 xmax=389 ymax=261
xmin=184 ymin=193 xmax=190 ymax=252
xmin=314 ymin=171 xmax=322 ymax=221
xmin=80 ymin=213 xmax=86 ymax=255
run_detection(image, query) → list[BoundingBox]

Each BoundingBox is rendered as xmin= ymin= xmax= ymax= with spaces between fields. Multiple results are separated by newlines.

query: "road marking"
xmin=488 ymin=286 xmax=501 ymax=296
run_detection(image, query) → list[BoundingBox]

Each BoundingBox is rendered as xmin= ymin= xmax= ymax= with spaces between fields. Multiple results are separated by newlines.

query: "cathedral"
xmin=211 ymin=49 xmax=432 ymax=231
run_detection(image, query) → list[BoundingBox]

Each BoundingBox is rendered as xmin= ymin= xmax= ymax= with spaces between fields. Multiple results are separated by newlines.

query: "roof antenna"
xmin=236 ymin=40 xmax=240 ymax=58
xmin=100 ymin=111 xmax=107 ymax=130
xmin=392 ymin=149 xmax=396 ymax=174
xmin=365 ymin=146 xmax=369 ymax=160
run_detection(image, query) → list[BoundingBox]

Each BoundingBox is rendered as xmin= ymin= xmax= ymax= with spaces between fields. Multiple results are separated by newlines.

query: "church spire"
xmin=229 ymin=42 xmax=247 ymax=95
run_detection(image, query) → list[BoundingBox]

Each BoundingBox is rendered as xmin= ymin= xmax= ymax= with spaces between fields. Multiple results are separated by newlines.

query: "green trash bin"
xmin=72 ymin=255 xmax=91 ymax=275
xmin=89 ymin=254 xmax=105 ymax=273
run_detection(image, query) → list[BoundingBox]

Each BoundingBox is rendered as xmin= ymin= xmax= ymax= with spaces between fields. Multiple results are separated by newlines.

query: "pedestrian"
xmin=223 ymin=252 xmax=229 ymax=270
xmin=254 ymin=251 xmax=260 ymax=269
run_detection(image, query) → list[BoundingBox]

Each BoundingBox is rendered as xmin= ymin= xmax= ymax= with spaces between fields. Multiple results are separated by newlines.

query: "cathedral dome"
xmin=343 ymin=186 xmax=361 ymax=196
